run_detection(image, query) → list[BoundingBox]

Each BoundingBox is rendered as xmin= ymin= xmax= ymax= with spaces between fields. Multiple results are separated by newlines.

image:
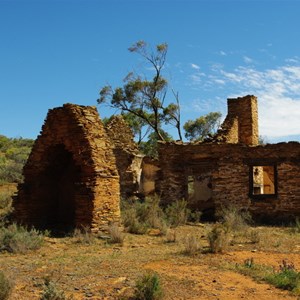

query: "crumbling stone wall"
xmin=211 ymin=95 xmax=259 ymax=145
xmin=158 ymin=141 xmax=300 ymax=221
xmin=105 ymin=115 xmax=140 ymax=199
xmin=157 ymin=95 xmax=300 ymax=222
xmin=14 ymin=104 xmax=120 ymax=232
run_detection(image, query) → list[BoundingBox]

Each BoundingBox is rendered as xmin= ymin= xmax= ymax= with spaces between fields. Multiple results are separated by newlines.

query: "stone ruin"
xmin=13 ymin=95 xmax=300 ymax=230
xmin=157 ymin=95 xmax=300 ymax=222
xmin=14 ymin=104 xmax=120 ymax=233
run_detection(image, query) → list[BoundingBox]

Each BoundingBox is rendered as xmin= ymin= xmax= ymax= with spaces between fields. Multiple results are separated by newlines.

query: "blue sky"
xmin=1 ymin=0 xmax=300 ymax=143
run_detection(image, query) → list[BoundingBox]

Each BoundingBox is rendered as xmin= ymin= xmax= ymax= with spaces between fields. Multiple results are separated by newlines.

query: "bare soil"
xmin=1 ymin=224 xmax=300 ymax=300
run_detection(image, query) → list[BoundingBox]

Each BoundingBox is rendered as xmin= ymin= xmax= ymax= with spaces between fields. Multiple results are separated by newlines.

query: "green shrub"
xmin=122 ymin=205 xmax=148 ymax=234
xmin=122 ymin=196 xmax=166 ymax=235
xmin=0 ymin=223 xmax=45 ymax=254
xmin=207 ymin=223 xmax=230 ymax=253
xmin=41 ymin=278 xmax=68 ymax=300
xmin=265 ymin=261 xmax=300 ymax=292
xmin=235 ymin=259 xmax=300 ymax=294
xmin=0 ymin=271 xmax=13 ymax=300
xmin=165 ymin=199 xmax=190 ymax=227
xmin=217 ymin=204 xmax=251 ymax=232
xmin=134 ymin=272 xmax=163 ymax=300
xmin=0 ymin=191 xmax=13 ymax=224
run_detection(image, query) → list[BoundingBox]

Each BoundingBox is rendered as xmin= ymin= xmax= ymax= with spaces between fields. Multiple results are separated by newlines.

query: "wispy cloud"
xmin=191 ymin=63 xmax=200 ymax=70
xmin=243 ymin=56 xmax=253 ymax=64
xmin=189 ymin=60 xmax=300 ymax=140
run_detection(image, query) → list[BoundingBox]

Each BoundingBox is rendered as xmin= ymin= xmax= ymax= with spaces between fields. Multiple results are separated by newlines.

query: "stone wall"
xmin=157 ymin=96 xmax=300 ymax=222
xmin=105 ymin=115 xmax=140 ymax=199
xmin=14 ymin=104 xmax=120 ymax=232
xmin=158 ymin=142 xmax=300 ymax=221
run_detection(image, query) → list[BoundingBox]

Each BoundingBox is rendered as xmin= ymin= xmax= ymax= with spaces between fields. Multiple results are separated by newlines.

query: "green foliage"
xmin=183 ymin=112 xmax=222 ymax=142
xmin=122 ymin=202 xmax=148 ymax=235
xmin=98 ymin=40 xmax=183 ymax=148
xmin=122 ymin=196 xmax=167 ymax=235
xmin=0 ymin=271 xmax=13 ymax=300
xmin=207 ymin=223 xmax=230 ymax=253
xmin=0 ymin=223 xmax=45 ymax=254
xmin=165 ymin=199 xmax=190 ymax=227
xmin=41 ymin=278 xmax=68 ymax=300
xmin=139 ymin=130 xmax=172 ymax=158
xmin=235 ymin=259 xmax=300 ymax=295
xmin=216 ymin=204 xmax=252 ymax=232
xmin=0 ymin=190 xmax=13 ymax=225
xmin=0 ymin=135 xmax=34 ymax=183
xmin=265 ymin=260 xmax=300 ymax=292
xmin=134 ymin=272 xmax=163 ymax=300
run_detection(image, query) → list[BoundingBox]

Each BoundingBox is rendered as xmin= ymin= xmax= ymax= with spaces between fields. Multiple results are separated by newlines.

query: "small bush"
xmin=217 ymin=204 xmax=251 ymax=232
xmin=72 ymin=226 xmax=95 ymax=244
xmin=122 ymin=196 xmax=166 ymax=235
xmin=108 ymin=223 xmax=124 ymax=244
xmin=0 ymin=223 xmax=45 ymax=254
xmin=248 ymin=229 xmax=260 ymax=244
xmin=0 ymin=190 xmax=13 ymax=224
xmin=122 ymin=206 xmax=148 ymax=234
xmin=134 ymin=272 xmax=163 ymax=300
xmin=0 ymin=271 xmax=13 ymax=300
xmin=41 ymin=278 xmax=68 ymax=300
xmin=183 ymin=234 xmax=200 ymax=256
xmin=207 ymin=223 xmax=230 ymax=253
xmin=165 ymin=199 xmax=189 ymax=227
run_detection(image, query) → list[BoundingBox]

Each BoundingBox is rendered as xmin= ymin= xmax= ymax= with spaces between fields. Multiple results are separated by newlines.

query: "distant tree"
xmin=0 ymin=135 xmax=34 ymax=183
xmin=183 ymin=112 xmax=222 ymax=142
xmin=98 ymin=40 xmax=182 ymax=142
xmin=139 ymin=130 xmax=172 ymax=158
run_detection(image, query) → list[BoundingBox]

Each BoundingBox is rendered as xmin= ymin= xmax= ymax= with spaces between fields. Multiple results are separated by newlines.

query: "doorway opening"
xmin=38 ymin=144 xmax=81 ymax=234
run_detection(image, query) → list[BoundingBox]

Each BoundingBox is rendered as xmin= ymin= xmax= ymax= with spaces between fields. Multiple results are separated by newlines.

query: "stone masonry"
xmin=105 ymin=115 xmax=140 ymax=199
xmin=157 ymin=95 xmax=300 ymax=222
xmin=14 ymin=104 xmax=120 ymax=232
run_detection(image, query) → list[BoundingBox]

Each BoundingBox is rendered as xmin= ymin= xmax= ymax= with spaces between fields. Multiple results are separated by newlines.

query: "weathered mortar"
xmin=14 ymin=104 xmax=120 ymax=232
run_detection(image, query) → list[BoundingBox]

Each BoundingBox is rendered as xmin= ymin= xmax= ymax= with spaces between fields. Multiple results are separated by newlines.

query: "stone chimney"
xmin=227 ymin=95 xmax=259 ymax=146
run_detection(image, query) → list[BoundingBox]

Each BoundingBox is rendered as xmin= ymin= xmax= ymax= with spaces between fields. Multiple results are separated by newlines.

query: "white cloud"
xmin=200 ymin=62 xmax=300 ymax=140
xmin=191 ymin=63 xmax=200 ymax=70
xmin=219 ymin=51 xmax=227 ymax=56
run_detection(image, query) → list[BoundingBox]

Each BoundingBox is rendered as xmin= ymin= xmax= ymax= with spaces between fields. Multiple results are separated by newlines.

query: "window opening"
xmin=250 ymin=165 xmax=277 ymax=197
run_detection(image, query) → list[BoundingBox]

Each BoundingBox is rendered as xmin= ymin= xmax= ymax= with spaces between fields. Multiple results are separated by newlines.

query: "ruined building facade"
xmin=157 ymin=95 xmax=300 ymax=222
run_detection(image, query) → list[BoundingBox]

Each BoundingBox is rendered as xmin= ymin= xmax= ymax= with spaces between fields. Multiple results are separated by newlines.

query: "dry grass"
xmin=0 ymin=223 xmax=299 ymax=299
